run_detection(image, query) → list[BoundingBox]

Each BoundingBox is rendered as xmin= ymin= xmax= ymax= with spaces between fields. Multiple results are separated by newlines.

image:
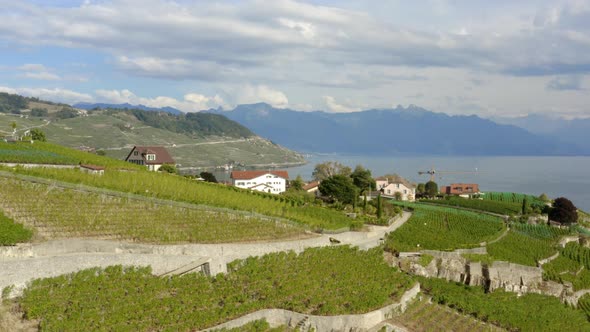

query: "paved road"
xmin=0 ymin=212 xmax=412 ymax=298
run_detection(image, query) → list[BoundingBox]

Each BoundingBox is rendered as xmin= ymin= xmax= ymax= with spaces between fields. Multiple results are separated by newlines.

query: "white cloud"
xmin=235 ymin=85 xmax=289 ymax=108
xmin=323 ymin=96 xmax=359 ymax=113
xmin=17 ymin=63 xmax=61 ymax=81
xmin=95 ymin=89 xmax=228 ymax=112
xmin=0 ymin=86 xmax=93 ymax=104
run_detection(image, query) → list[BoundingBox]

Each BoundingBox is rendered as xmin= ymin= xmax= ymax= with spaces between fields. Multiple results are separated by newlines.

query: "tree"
xmin=318 ymin=174 xmax=358 ymax=205
xmin=312 ymin=161 xmax=352 ymax=181
xmin=521 ymin=197 xmax=529 ymax=215
xmin=416 ymin=183 xmax=426 ymax=194
xmin=158 ymin=164 xmax=177 ymax=174
xmin=10 ymin=122 xmax=16 ymax=132
xmin=539 ymin=193 xmax=550 ymax=202
xmin=31 ymin=108 xmax=48 ymax=117
xmin=377 ymin=193 xmax=383 ymax=218
xmin=29 ymin=128 xmax=46 ymax=142
xmin=288 ymin=175 xmax=304 ymax=191
xmin=549 ymin=197 xmax=578 ymax=225
xmin=199 ymin=171 xmax=218 ymax=183
xmin=394 ymin=192 xmax=402 ymax=201
xmin=425 ymin=181 xmax=438 ymax=197
xmin=350 ymin=165 xmax=375 ymax=194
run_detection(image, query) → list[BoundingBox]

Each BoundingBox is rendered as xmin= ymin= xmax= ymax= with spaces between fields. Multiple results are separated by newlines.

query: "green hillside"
xmin=0 ymin=93 xmax=305 ymax=169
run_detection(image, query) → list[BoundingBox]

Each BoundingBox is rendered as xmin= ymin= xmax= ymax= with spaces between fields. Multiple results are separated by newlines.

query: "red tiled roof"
xmin=125 ymin=146 xmax=175 ymax=165
xmin=231 ymin=170 xmax=289 ymax=180
xmin=303 ymin=181 xmax=320 ymax=190
xmin=79 ymin=164 xmax=105 ymax=171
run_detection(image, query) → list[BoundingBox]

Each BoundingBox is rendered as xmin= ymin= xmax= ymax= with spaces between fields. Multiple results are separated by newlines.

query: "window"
xmin=396 ymin=184 xmax=400 ymax=188
xmin=404 ymin=190 xmax=407 ymax=194
xmin=133 ymin=151 xmax=138 ymax=156
xmin=146 ymin=154 xmax=156 ymax=161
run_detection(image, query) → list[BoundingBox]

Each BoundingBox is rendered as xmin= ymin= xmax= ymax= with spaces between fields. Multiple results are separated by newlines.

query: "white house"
xmin=303 ymin=181 xmax=321 ymax=196
xmin=375 ymin=175 xmax=416 ymax=201
xmin=231 ymin=170 xmax=289 ymax=194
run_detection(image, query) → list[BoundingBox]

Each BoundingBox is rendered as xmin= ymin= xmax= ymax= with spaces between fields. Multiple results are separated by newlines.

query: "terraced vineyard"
xmin=420 ymin=277 xmax=590 ymax=331
xmin=391 ymin=298 xmax=505 ymax=332
xmin=544 ymin=242 xmax=590 ymax=290
xmin=579 ymin=294 xmax=590 ymax=320
xmin=482 ymin=192 xmax=544 ymax=205
xmin=0 ymin=176 xmax=305 ymax=243
xmin=18 ymin=247 xmax=413 ymax=331
xmin=5 ymin=167 xmax=355 ymax=230
xmin=384 ymin=204 xmax=505 ymax=252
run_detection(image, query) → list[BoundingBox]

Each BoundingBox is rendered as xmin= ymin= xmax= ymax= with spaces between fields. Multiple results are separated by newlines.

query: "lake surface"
xmin=283 ymin=155 xmax=590 ymax=212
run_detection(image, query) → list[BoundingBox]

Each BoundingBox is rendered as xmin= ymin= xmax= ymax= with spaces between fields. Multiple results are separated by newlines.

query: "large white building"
xmin=230 ymin=170 xmax=289 ymax=194
xmin=375 ymin=175 xmax=416 ymax=201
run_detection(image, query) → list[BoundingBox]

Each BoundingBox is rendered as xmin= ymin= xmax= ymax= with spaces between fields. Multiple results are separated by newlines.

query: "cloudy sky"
xmin=1 ymin=0 xmax=590 ymax=118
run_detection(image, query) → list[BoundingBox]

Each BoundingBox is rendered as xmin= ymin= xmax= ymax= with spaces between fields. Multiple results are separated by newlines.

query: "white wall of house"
xmin=375 ymin=179 xmax=389 ymax=190
xmin=233 ymin=174 xmax=287 ymax=194
xmin=382 ymin=183 xmax=416 ymax=201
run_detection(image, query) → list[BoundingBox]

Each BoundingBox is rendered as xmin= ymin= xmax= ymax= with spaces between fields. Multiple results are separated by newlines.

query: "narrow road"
xmin=0 ymin=212 xmax=412 ymax=298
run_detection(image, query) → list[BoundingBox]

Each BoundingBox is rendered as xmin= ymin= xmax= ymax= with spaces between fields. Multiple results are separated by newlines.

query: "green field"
xmin=3 ymin=167 xmax=355 ymax=230
xmin=18 ymin=247 xmax=413 ymax=331
xmin=384 ymin=203 xmax=505 ymax=252
xmin=0 ymin=176 xmax=305 ymax=243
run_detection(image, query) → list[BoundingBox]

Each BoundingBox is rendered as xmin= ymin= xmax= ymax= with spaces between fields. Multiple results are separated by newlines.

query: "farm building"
xmin=440 ymin=183 xmax=480 ymax=197
xmin=125 ymin=146 xmax=175 ymax=171
xmin=231 ymin=170 xmax=289 ymax=194
xmin=303 ymin=181 xmax=320 ymax=196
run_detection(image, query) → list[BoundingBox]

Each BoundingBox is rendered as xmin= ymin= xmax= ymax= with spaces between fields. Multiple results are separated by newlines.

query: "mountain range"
xmin=211 ymin=103 xmax=589 ymax=156
xmin=74 ymin=102 xmax=182 ymax=115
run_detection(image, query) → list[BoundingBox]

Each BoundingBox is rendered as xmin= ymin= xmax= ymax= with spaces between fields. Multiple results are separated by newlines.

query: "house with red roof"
xmin=125 ymin=146 xmax=175 ymax=171
xmin=230 ymin=170 xmax=289 ymax=194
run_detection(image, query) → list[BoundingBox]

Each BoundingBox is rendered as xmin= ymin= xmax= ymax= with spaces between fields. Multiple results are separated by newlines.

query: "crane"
xmin=417 ymin=166 xmax=479 ymax=182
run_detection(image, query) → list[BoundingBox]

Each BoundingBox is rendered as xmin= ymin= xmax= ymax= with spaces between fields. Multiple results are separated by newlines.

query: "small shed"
xmin=79 ymin=164 xmax=105 ymax=175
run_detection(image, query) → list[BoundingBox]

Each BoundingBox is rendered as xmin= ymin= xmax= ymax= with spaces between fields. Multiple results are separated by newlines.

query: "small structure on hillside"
xmin=231 ymin=170 xmax=289 ymax=194
xmin=376 ymin=174 xmax=416 ymax=201
xmin=125 ymin=145 xmax=175 ymax=171
xmin=440 ymin=183 xmax=480 ymax=197
xmin=303 ymin=181 xmax=321 ymax=196
xmin=79 ymin=164 xmax=105 ymax=175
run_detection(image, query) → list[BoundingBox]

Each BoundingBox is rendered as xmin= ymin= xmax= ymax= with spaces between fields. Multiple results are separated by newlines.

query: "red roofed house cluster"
xmin=125 ymin=146 xmax=175 ymax=171
xmin=231 ymin=170 xmax=289 ymax=194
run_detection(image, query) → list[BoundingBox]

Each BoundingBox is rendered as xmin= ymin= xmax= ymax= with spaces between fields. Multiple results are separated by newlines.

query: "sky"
xmin=1 ymin=0 xmax=590 ymax=118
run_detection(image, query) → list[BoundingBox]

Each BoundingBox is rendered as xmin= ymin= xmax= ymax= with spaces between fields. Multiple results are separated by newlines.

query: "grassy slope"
xmin=0 ymin=176 xmax=306 ymax=243
xmin=1 ymin=111 xmax=305 ymax=168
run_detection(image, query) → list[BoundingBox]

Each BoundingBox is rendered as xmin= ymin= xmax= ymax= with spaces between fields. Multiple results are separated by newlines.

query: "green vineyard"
xmin=3 ymin=167 xmax=356 ymax=230
xmin=420 ymin=277 xmax=590 ymax=331
xmin=544 ymin=243 xmax=590 ymax=290
xmin=421 ymin=197 xmax=521 ymax=215
xmin=0 ymin=210 xmax=32 ymax=245
xmin=384 ymin=204 xmax=505 ymax=252
xmin=485 ymin=231 xmax=557 ymax=266
xmin=0 ymin=177 xmax=305 ymax=243
xmin=19 ymin=247 xmax=413 ymax=331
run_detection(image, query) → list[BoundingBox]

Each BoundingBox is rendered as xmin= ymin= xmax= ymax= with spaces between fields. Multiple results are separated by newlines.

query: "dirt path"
xmin=0 ymin=212 xmax=412 ymax=299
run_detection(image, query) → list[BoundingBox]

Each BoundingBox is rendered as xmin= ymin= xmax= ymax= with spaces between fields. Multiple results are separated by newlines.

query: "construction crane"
xmin=417 ymin=166 xmax=479 ymax=182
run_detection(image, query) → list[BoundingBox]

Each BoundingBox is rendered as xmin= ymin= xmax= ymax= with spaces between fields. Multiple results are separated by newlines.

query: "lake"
xmin=284 ymin=155 xmax=590 ymax=212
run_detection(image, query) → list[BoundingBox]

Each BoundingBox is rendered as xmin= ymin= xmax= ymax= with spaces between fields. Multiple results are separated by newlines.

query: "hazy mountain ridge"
xmin=74 ymin=102 xmax=182 ymax=115
xmin=492 ymin=114 xmax=590 ymax=149
xmin=212 ymin=103 xmax=587 ymax=156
